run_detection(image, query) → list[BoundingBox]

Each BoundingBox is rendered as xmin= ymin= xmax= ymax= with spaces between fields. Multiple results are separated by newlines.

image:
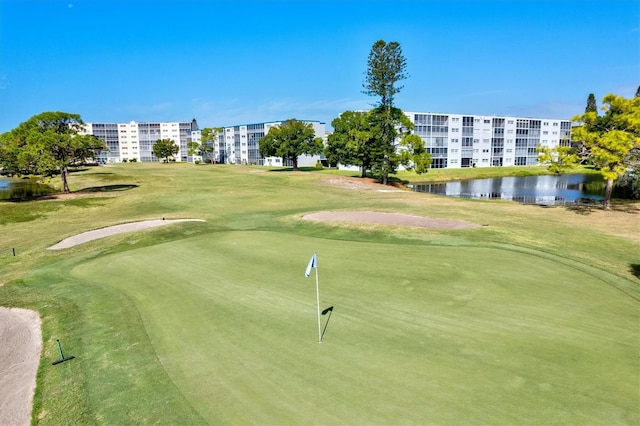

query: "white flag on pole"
xmin=305 ymin=253 xmax=317 ymax=277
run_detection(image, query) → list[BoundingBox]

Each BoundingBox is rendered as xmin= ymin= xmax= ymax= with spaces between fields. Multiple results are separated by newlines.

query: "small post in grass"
xmin=52 ymin=339 xmax=75 ymax=365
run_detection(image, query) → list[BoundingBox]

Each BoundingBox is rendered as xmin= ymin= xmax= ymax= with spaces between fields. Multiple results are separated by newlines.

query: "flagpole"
xmin=315 ymin=259 xmax=322 ymax=343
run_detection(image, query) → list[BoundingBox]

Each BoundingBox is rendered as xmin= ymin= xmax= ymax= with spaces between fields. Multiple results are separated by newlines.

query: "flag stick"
xmin=315 ymin=262 xmax=322 ymax=343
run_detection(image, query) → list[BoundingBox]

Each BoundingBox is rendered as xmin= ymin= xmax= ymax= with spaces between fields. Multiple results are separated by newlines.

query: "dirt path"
xmin=0 ymin=308 xmax=42 ymax=426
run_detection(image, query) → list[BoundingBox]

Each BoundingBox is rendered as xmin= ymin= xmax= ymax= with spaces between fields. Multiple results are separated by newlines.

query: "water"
xmin=409 ymin=174 xmax=605 ymax=205
xmin=0 ymin=177 xmax=57 ymax=200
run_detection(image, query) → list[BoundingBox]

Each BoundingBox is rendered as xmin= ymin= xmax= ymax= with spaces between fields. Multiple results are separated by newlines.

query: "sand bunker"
xmin=303 ymin=211 xmax=477 ymax=229
xmin=0 ymin=308 xmax=42 ymax=426
xmin=48 ymin=219 xmax=205 ymax=250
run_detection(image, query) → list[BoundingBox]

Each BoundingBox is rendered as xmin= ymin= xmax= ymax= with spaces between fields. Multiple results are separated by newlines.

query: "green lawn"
xmin=0 ymin=163 xmax=638 ymax=425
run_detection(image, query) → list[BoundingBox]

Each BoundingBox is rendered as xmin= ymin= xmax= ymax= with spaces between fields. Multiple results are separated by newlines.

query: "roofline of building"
xmin=221 ymin=119 xmax=326 ymax=128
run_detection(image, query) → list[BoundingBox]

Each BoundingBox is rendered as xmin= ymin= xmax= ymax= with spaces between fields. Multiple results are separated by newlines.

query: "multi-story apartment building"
xmin=219 ymin=120 xmax=326 ymax=167
xmin=404 ymin=112 xmax=571 ymax=169
xmin=82 ymin=119 xmax=199 ymax=163
xmin=82 ymin=113 xmax=570 ymax=170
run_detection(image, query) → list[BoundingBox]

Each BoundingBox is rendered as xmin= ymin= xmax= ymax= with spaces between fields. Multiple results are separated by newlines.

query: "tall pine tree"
xmin=362 ymin=40 xmax=409 ymax=185
xmin=585 ymin=93 xmax=597 ymax=113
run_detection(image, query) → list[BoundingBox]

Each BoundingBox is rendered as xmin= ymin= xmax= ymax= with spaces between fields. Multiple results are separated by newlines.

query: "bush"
xmin=315 ymin=161 xmax=324 ymax=170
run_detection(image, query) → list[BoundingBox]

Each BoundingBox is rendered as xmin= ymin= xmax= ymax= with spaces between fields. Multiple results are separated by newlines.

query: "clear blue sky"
xmin=0 ymin=0 xmax=638 ymax=132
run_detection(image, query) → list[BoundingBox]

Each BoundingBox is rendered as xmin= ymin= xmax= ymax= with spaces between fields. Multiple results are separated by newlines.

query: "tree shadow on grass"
xmin=630 ymin=264 xmax=640 ymax=280
xmin=75 ymin=184 xmax=139 ymax=193
xmin=2 ymin=184 xmax=138 ymax=202
xmin=266 ymin=167 xmax=318 ymax=172
xmin=564 ymin=205 xmax=594 ymax=215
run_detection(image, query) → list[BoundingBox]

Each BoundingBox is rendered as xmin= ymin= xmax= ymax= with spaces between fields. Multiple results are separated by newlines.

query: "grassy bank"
xmin=0 ymin=163 xmax=637 ymax=424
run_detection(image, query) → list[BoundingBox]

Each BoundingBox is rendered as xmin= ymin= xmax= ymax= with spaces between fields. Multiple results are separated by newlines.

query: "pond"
xmin=408 ymin=173 xmax=605 ymax=205
xmin=0 ymin=177 xmax=57 ymax=200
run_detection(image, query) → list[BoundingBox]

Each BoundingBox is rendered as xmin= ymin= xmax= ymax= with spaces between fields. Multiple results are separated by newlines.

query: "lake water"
xmin=0 ymin=177 xmax=57 ymax=200
xmin=409 ymin=174 xmax=604 ymax=205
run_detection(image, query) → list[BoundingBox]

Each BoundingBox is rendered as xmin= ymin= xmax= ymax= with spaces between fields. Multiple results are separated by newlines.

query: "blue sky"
xmin=0 ymin=0 xmax=638 ymax=132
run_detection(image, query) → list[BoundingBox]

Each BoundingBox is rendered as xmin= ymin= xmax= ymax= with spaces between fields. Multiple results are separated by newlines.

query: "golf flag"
xmin=305 ymin=253 xmax=317 ymax=277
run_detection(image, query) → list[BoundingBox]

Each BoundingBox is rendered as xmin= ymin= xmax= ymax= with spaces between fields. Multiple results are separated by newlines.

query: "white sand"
xmin=48 ymin=219 xmax=205 ymax=250
xmin=0 ymin=308 xmax=42 ymax=426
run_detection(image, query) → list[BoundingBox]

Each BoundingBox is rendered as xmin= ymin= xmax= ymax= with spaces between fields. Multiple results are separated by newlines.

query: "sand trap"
xmin=48 ymin=219 xmax=205 ymax=250
xmin=303 ymin=211 xmax=478 ymax=229
xmin=0 ymin=308 xmax=42 ymax=426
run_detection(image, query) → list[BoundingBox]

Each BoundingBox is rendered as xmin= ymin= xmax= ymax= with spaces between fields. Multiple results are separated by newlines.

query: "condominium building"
xmin=82 ymin=119 xmax=199 ymax=163
xmin=219 ymin=120 xmax=326 ymax=166
xmin=404 ymin=112 xmax=572 ymax=169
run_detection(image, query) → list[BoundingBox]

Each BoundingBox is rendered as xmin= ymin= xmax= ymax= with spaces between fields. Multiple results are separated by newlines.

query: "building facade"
xmin=82 ymin=119 xmax=199 ymax=163
xmin=404 ymin=112 xmax=572 ymax=169
xmin=219 ymin=120 xmax=326 ymax=167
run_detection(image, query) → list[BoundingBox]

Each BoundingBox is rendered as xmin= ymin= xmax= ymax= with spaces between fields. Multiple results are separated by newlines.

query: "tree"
xmin=585 ymin=93 xmax=597 ymax=113
xmin=399 ymin=133 xmax=432 ymax=174
xmin=325 ymin=111 xmax=376 ymax=177
xmin=258 ymin=119 xmax=323 ymax=171
xmin=536 ymin=145 xmax=580 ymax=175
xmin=0 ymin=111 xmax=106 ymax=193
xmin=152 ymin=138 xmax=179 ymax=163
xmin=362 ymin=40 xmax=409 ymax=184
xmin=636 ymin=86 xmax=640 ymax=98
xmin=365 ymin=106 xmax=413 ymax=183
xmin=200 ymin=127 xmax=222 ymax=164
xmin=187 ymin=141 xmax=201 ymax=159
xmin=571 ymin=94 xmax=640 ymax=209
xmin=362 ymin=40 xmax=408 ymax=109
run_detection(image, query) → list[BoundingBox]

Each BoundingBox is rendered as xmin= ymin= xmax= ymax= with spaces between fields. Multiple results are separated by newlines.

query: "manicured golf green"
xmin=69 ymin=231 xmax=637 ymax=424
xmin=0 ymin=163 xmax=637 ymax=424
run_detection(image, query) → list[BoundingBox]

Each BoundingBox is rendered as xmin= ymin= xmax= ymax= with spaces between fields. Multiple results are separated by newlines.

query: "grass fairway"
xmin=0 ymin=163 xmax=638 ymax=424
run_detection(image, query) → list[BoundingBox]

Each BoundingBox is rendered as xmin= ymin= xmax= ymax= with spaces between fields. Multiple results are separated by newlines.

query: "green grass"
xmin=395 ymin=164 xmax=601 ymax=183
xmin=0 ymin=162 xmax=638 ymax=425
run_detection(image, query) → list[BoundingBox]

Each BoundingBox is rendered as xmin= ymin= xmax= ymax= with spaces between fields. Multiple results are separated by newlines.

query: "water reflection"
xmin=0 ymin=178 xmax=57 ymax=200
xmin=410 ymin=174 xmax=604 ymax=205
